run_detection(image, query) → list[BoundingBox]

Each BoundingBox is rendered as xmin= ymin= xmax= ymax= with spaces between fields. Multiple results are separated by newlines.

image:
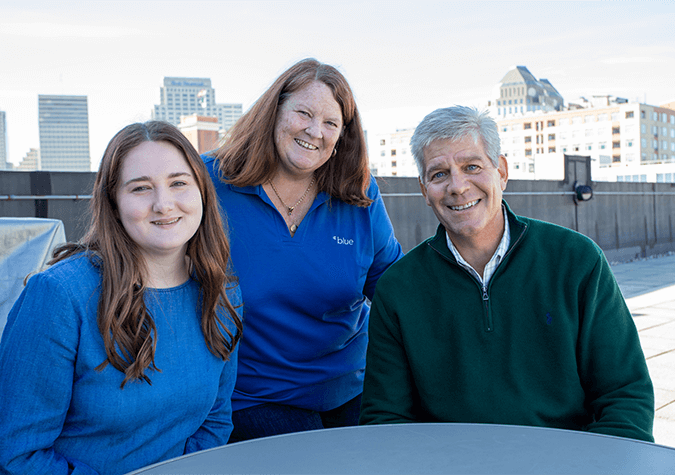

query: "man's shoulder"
xmin=518 ymin=215 xmax=601 ymax=253
xmin=377 ymin=236 xmax=440 ymax=286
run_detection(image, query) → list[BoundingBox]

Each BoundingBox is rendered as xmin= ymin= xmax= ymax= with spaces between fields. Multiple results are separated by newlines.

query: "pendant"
xmin=287 ymin=207 xmax=294 ymax=216
xmin=290 ymin=224 xmax=298 ymax=234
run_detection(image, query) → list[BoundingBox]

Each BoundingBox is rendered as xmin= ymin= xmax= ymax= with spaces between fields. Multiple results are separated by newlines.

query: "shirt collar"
xmin=445 ymin=205 xmax=511 ymax=286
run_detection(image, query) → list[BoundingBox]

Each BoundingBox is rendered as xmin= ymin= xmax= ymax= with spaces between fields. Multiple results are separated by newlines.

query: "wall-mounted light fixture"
xmin=573 ymin=181 xmax=593 ymax=204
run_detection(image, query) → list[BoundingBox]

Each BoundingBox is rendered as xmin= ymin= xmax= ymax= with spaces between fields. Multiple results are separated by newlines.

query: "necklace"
xmin=268 ymin=177 xmax=315 ymax=216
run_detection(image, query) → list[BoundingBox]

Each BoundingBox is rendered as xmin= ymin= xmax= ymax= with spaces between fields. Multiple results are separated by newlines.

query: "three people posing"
xmin=0 ymin=61 xmax=655 ymax=475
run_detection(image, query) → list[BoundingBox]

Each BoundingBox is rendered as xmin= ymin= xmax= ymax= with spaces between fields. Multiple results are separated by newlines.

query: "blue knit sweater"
xmin=0 ymin=253 xmax=241 ymax=474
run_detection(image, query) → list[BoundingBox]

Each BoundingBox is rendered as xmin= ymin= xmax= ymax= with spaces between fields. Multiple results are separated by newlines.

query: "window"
xmin=652 ymin=126 xmax=658 ymax=134
xmin=584 ymin=115 xmax=595 ymax=123
xmin=525 ymin=149 xmax=532 ymax=156
xmin=611 ymin=113 xmax=619 ymax=122
xmin=663 ymin=140 xmax=668 ymax=149
xmin=613 ymin=141 xmax=620 ymax=149
xmin=548 ymin=134 xmax=555 ymax=140
xmin=617 ymin=176 xmax=625 ymax=182
xmin=626 ymin=140 xmax=634 ymax=148
xmin=671 ymin=116 xmax=675 ymax=125
xmin=547 ymin=120 xmax=555 ymax=127
xmin=391 ymin=149 xmax=396 ymax=156
xmin=653 ymin=140 xmax=658 ymax=148
xmin=548 ymin=147 xmax=556 ymax=153
xmin=671 ymin=129 xmax=675 ymax=138
xmin=599 ymin=142 xmax=607 ymax=150
xmin=641 ymin=110 xmax=646 ymax=119
xmin=626 ymin=111 xmax=634 ymax=119
xmin=653 ymin=112 xmax=658 ymax=121
xmin=612 ymin=127 xmax=620 ymax=134
xmin=524 ymin=136 xmax=532 ymax=143
xmin=391 ymin=161 xmax=397 ymax=167
xmin=524 ymin=122 xmax=532 ymax=129
xmin=672 ymin=143 xmax=675 ymax=152
xmin=641 ymin=124 xmax=647 ymax=133
xmin=657 ymin=174 xmax=665 ymax=183
xmin=573 ymin=145 xmax=580 ymax=152
xmin=612 ymin=155 xmax=621 ymax=163
xmin=379 ymin=139 xmax=386 ymax=146
xmin=641 ymin=175 xmax=647 ymax=182
xmin=586 ymin=144 xmax=592 ymax=151
xmin=663 ymin=127 xmax=669 ymax=135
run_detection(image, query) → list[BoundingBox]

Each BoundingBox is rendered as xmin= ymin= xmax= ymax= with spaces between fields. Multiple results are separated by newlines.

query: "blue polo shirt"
xmin=203 ymin=155 xmax=403 ymax=412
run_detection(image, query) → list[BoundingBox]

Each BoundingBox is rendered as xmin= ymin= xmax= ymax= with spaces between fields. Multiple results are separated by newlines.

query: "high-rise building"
xmin=152 ymin=77 xmax=242 ymax=132
xmin=38 ymin=95 xmax=91 ymax=171
xmin=488 ymin=66 xmax=564 ymax=119
xmin=0 ymin=110 xmax=8 ymax=170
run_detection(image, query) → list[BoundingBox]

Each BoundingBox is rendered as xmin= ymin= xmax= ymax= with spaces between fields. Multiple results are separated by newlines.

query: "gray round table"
xmin=126 ymin=423 xmax=675 ymax=474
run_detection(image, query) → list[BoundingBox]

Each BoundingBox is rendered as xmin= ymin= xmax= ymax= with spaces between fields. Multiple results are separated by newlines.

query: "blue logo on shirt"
xmin=546 ymin=312 xmax=553 ymax=325
xmin=333 ymin=236 xmax=354 ymax=245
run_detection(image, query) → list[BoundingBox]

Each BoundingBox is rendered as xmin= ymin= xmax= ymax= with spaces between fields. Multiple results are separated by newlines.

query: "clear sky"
xmin=1 ymin=0 xmax=674 ymax=170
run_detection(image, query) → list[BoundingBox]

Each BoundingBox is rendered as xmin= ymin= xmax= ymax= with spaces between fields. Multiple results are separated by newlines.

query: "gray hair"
xmin=410 ymin=106 xmax=501 ymax=179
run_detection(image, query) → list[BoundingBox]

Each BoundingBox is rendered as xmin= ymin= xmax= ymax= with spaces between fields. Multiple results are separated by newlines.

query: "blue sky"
xmin=1 ymin=0 xmax=674 ymax=169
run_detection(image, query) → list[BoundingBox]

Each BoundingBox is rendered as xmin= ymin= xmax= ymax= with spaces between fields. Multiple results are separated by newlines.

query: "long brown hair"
xmin=214 ymin=58 xmax=372 ymax=207
xmin=52 ymin=121 xmax=242 ymax=388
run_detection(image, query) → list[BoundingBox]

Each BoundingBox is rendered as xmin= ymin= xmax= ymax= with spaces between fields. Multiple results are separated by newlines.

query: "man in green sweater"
xmin=359 ymin=106 xmax=654 ymax=442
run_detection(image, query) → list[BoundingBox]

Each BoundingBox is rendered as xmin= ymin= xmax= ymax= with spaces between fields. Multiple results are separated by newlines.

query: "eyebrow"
xmin=122 ymin=171 xmax=192 ymax=187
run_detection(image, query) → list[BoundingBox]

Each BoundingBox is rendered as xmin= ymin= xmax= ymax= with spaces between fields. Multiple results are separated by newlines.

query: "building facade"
xmin=371 ymin=128 xmax=417 ymax=177
xmin=0 ymin=110 xmax=8 ymax=170
xmin=178 ymin=114 xmax=221 ymax=155
xmin=38 ymin=95 xmax=91 ymax=171
xmin=497 ymin=101 xmax=675 ymax=182
xmin=488 ymin=66 xmax=564 ymax=119
xmin=151 ymin=77 xmax=242 ymax=132
xmin=17 ymin=148 xmax=40 ymax=171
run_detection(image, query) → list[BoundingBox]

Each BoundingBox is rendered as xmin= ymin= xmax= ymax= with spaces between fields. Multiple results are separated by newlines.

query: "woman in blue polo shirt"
xmin=204 ymin=58 xmax=403 ymax=441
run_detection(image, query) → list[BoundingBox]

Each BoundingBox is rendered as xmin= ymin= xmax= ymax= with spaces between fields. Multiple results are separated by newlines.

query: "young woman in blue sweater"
xmin=0 ymin=121 xmax=243 ymax=474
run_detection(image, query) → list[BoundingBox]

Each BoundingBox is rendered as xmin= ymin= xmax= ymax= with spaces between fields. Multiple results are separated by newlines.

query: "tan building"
xmin=17 ymin=148 xmax=41 ymax=171
xmin=496 ymin=100 xmax=675 ymax=182
xmin=178 ymin=114 xmax=221 ymax=155
xmin=371 ymin=128 xmax=417 ymax=177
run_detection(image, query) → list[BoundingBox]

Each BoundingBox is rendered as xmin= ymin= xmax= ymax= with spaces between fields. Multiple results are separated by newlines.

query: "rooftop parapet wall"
xmin=2 ymin=156 xmax=675 ymax=262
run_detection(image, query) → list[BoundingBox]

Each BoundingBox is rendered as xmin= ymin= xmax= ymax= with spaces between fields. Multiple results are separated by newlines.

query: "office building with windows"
xmin=38 ymin=95 xmax=91 ymax=171
xmin=151 ymin=77 xmax=242 ymax=132
xmin=371 ymin=128 xmax=417 ymax=177
xmin=497 ymin=99 xmax=675 ymax=182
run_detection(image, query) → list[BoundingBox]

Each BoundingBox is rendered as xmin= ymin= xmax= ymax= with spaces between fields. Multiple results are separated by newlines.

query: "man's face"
xmin=419 ymin=135 xmax=508 ymax=247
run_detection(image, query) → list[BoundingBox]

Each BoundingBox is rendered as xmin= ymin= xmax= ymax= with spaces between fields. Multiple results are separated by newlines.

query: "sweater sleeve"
xmin=362 ymin=177 xmax=404 ymax=300
xmin=576 ymin=252 xmax=654 ymax=442
xmin=184 ymin=285 xmax=242 ymax=452
xmin=360 ymin=285 xmax=418 ymax=425
xmin=0 ymin=273 xmax=99 ymax=475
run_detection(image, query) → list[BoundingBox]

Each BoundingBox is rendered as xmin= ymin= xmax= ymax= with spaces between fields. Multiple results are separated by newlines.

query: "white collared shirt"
xmin=446 ymin=206 xmax=511 ymax=289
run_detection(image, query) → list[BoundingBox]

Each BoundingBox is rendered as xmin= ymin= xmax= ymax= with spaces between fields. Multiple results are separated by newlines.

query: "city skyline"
xmin=1 ymin=1 xmax=674 ymax=171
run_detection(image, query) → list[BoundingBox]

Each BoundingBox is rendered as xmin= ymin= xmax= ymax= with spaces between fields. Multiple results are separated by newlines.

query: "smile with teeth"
xmin=295 ymin=138 xmax=318 ymax=150
xmin=151 ymin=217 xmax=180 ymax=225
xmin=449 ymin=199 xmax=480 ymax=211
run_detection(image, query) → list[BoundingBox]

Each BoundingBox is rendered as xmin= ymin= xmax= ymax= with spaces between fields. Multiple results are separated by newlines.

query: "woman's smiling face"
xmin=273 ymin=81 xmax=343 ymax=179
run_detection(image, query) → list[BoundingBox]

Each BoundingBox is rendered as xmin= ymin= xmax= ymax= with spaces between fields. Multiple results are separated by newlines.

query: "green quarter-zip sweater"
xmin=360 ymin=201 xmax=654 ymax=442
